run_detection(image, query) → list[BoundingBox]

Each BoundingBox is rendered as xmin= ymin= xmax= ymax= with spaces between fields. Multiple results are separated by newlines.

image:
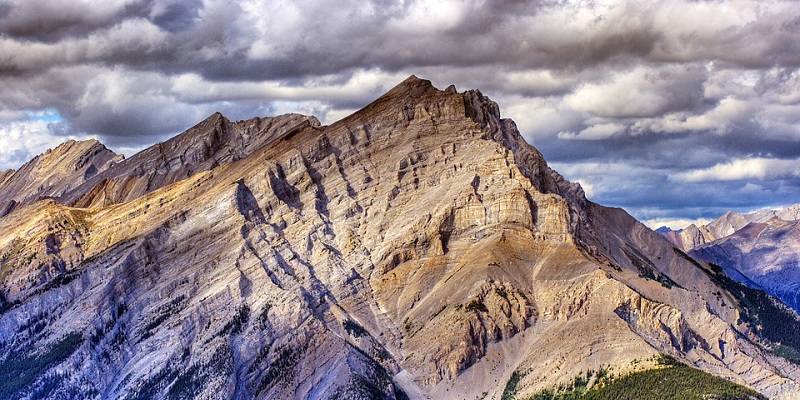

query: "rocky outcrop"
xmin=60 ymin=112 xmax=320 ymax=208
xmin=0 ymin=139 xmax=122 ymax=217
xmin=1 ymin=76 xmax=799 ymax=399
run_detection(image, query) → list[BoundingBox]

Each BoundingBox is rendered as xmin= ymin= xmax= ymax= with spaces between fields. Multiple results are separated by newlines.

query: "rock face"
xmin=659 ymin=206 xmax=800 ymax=313
xmin=60 ymin=112 xmax=320 ymax=208
xmin=659 ymin=205 xmax=800 ymax=251
xmin=1 ymin=76 xmax=800 ymax=399
xmin=0 ymin=139 xmax=122 ymax=217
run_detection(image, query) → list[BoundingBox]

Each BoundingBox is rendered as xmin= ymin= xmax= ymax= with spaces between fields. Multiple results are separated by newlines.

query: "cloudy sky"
xmin=1 ymin=0 xmax=799 ymax=228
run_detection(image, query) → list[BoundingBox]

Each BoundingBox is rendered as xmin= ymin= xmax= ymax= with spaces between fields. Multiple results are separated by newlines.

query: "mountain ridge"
xmin=658 ymin=205 xmax=800 ymax=313
xmin=59 ymin=111 xmax=321 ymax=209
xmin=0 ymin=138 xmax=122 ymax=217
xmin=0 ymin=76 xmax=799 ymax=399
xmin=659 ymin=204 xmax=800 ymax=250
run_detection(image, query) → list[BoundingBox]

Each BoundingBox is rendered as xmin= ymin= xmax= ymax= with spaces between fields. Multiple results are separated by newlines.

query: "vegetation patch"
xmin=218 ymin=304 xmax=250 ymax=337
xmin=139 ymin=294 xmax=187 ymax=342
xmin=327 ymin=350 xmax=396 ymax=400
xmin=127 ymin=344 xmax=233 ymax=400
xmin=126 ymin=361 xmax=180 ymax=400
xmin=466 ymin=299 xmax=488 ymax=313
xmin=524 ymin=356 xmax=765 ymax=400
xmin=16 ymin=311 xmax=50 ymax=337
xmin=328 ymin=374 xmax=390 ymax=400
xmin=29 ymin=268 xmax=82 ymax=297
xmin=501 ymin=370 xmax=523 ymax=400
xmin=255 ymin=343 xmax=307 ymax=396
xmin=0 ymin=332 xmax=83 ymax=399
xmin=0 ymin=290 xmax=19 ymax=315
xmin=343 ymin=319 xmax=367 ymax=338
xmin=496 ymin=287 xmax=509 ymax=300
xmin=403 ymin=317 xmax=414 ymax=336
xmin=165 ymin=344 xmax=233 ymax=400
xmin=256 ymin=302 xmax=272 ymax=330
xmin=90 ymin=304 xmax=126 ymax=348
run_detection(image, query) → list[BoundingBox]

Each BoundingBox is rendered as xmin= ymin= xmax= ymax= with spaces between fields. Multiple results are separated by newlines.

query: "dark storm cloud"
xmin=1 ymin=0 xmax=799 ymax=227
xmin=149 ymin=0 xmax=203 ymax=33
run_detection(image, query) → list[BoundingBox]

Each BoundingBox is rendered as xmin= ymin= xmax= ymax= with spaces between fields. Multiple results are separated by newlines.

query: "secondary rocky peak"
xmin=384 ymin=74 xmax=440 ymax=98
xmin=661 ymin=204 xmax=800 ymax=254
xmin=0 ymin=138 xmax=122 ymax=217
xmin=60 ymin=111 xmax=321 ymax=208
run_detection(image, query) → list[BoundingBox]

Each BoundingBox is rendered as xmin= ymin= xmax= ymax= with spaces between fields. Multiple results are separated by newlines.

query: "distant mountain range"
xmin=1 ymin=76 xmax=799 ymax=399
xmin=658 ymin=205 xmax=800 ymax=312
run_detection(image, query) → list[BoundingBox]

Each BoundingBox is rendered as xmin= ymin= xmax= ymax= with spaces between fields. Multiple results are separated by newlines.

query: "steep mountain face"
xmin=59 ymin=112 xmax=320 ymax=208
xmin=659 ymin=207 xmax=800 ymax=313
xmin=691 ymin=218 xmax=800 ymax=313
xmin=0 ymin=139 xmax=122 ymax=217
xmin=1 ymin=76 xmax=800 ymax=400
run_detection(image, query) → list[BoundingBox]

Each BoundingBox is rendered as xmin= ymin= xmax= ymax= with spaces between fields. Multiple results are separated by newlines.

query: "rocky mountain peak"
xmin=0 ymin=138 xmax=122 ymax=217
xmin=339 ymin=74 xmax=582 ymax=208
xmin=60 ymin=111 xmax=321 ymax=208
xmin=382 ymin=74 xmax=441 ymax=98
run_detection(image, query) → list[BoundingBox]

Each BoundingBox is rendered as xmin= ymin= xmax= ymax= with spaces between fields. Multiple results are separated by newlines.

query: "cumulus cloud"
xmin=0 ymin=119 xmax=92 ymax=170
xmin=675 ymin=157 xmax=800 ymax=182
xmin=642 ymin=217 xmax=713 ymax=231
xmin=562 ymin=65 xmax=706 ymax=119
xmin=558 ymin=123 xmax=627 ymax=140
xmin=0 ymin=0 xmax=799 ymax=224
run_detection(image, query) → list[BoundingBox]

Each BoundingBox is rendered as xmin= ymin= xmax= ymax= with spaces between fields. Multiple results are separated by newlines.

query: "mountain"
xmin=659 ymin=205 xmax=800 ymax=250
xmin=0 ymin=139 xmax=122 ymax=217
xmin=60 ymin=112 xmax=320 ymax=208
xmin=1 ymin=76 xmax=799 ymax=399
xmin=659 ymin=206 xmax=800 ymax=313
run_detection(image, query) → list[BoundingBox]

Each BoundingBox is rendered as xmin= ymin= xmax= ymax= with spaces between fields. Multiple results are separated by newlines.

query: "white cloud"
xmin=642 ymin=217 xmax=713 ymax=231
xmin=170 ymin=69 xmax=403 ymax=105
xmin=0 ymin=109 xmax=27 ymax=123
xmin=387 ymin=0 xmax=470 ymax=34
xmin=501 ymin=70 xmax=578 ymax=96
xmin=0 ymin=18 xmax=168 ymax=71
xmin=674 ymin=157 xmax=800 ymax=182
xmin=562 ymin=65 xmax=704 ymax=119
xmin=633 ymin=96 xmax=757 ymax=135
xmin=558 ymin=123 xmax=627 ymax=140
xmin=0 ymin=0 xmax=139 ymax=35
xmin=741 ymin=182 xmax=768 ymax=194
xmin=0 ymin=120 xmax=91 ymax=170
xmin=499 ymin=96 xmax=584 ymax=142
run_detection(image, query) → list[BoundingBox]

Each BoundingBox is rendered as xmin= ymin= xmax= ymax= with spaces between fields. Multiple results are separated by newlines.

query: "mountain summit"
xmin=0 ymin=77 xmax=798 ymax=399
xmin=0 ymin=139 xmax=122 ymax=216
